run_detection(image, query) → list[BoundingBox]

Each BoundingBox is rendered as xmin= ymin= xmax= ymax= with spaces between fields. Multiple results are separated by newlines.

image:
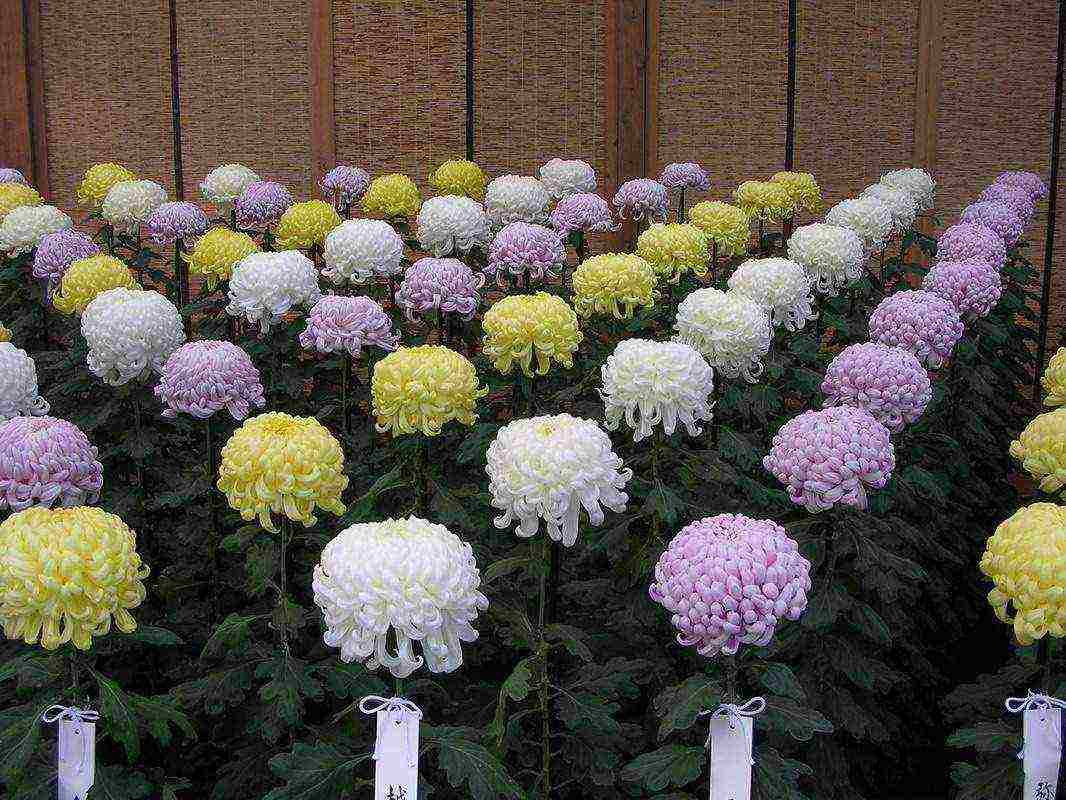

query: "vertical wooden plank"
xmin=913 ymin=0 xmax=942 ymax=173
xmin=0 ymin=1 xmax=34 ymax=184
xmin=310 ymin=0 xmax=336 ymax=187
xmin=24 ymin=0 xmax=49 ymax=197
xmin=603 ymin=0 xmax=620 ymax=194
xmin=645 ymin=0 xmax=659 ymax=178
xmin=616 ymin=0 xmax=647 ymax=184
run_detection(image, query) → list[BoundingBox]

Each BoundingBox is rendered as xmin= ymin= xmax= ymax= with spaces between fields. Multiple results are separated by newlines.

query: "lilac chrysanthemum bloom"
xmin=32 ymin=230 xmax=100 ymax=283
xmin=977 ymin=184 xmax=1036 ymax=227
xmin=145 ymin=201 xmax=209 ymax=246
xmin=299 ymin=295 xmax=400 ymax=357
xmin=320 ymin=166 xmax=371 ymax=209
xmin=0 ymin=169 xmax=26 ymax=184
xmin=612 ymin=178 xmax=669 ymax=222
xmin=484 ymin=222 xmax=567 ymax=288
xmin=394 ymin=257 xmax=485 ymax=322
xmin=960 ymin=201 xmax=1025 ymax=246
xmin=868 ymin=289 xmax=964 ymax=369
xmin=659 ymin=162 xmax=711 ymax=192
xmin=764 ymin=406 xmax=895 ymax=512
xmin=649 ymin=514 xmax=811 ymax=657
xmin=993 ymin=170 xmax=1049 ymax=202
xmin=0 ymin=416 xmax=104 ymax=511
xmin=154 ymin=340 xmax=265 ymax=421
xmin=236 ymin=181 xmax=294 ymax=229
xmin=922 ymin=258 xmax=1003 ymax=320
xmin=936 ymin=222 xmax=1007 ymax=271
xmin=549 ymin=193 xmax=618 ymax=237
xmin=821 ymin=343 xmax=932 ymax=432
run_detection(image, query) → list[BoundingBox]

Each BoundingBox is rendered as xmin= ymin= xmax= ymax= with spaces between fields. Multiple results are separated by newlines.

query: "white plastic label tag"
xmin=709 ymin=715 xmax=752 ymax=800
xmin=1024 ymin=707 xmax=1062 ymax=800
xmin=373 ymin=707 xmax=420 ymax=800
xmin=57 ymin=719 xmax=95 ymax=800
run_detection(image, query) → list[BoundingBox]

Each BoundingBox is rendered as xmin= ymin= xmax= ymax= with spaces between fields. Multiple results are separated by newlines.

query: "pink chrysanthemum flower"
xmin=922 ymin=258 xmax=1003 ymax=320
xmin=154 ymin=340 xmax=266 ymax=421
xmin=868 ymin=290 xmax=964 ymax=370
xmin=320 ymin=166 xmax=371 ymax=208
xmin=145 ymin=201 xmax=209 ymax=246
xmin=936 ymin=222 xmax=1007 ymax=271
xmin=394 ymin=257 xmax=485 ymax=322
xmin=993 ymin=170 xmax=1049 ymax=202
xmin=612 ymin=178 xmax=669 ymax=222
xmin=32 ymin=230 xmax=100 ymax=283
xmin=0 ymin=416 xmax=103 ymax=511
xmin=960 ymin=201 xmax=1025 ymax=246
xmin=659 ymin=162 xmax=711 ymax=192
xmin=549 ymin=193 xmax=618 ymax=237
xmin=821 ymin=343 xmax=932 ymax=432
xmin=978 ymin=184 xmax=1036 ymax=226
xmin=236 ymin=181 xmax=294 ymax=229
xmin=484 ymin=222 xmax=567 ymax=288
xmin=299 ymin=295 xmax=400 ymax=357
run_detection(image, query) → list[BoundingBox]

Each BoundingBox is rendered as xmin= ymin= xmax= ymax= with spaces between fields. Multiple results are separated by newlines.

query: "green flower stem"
xmin=710 ymin=240 xmax=718 ymax=286
xmin=710 ymin=378 xmax=723 ymax=449
xmin=537 ymin=533 xmax=556 ymax=800
xmin=340 ymin=356 xmax=352 ymax=435
xmin=174 ymin=238 xmax=190 ymax=337
xmin=722 ymin=655 xmax=739 ymax=703
xmin=650 ymin=429 xmax=664 ymax=543
xmin=676 ymin=189 xmax=686 ymax=223
xmin=395 ymin=675 xmax=405 ymax=698
xmin=131 ymin=388 xmax=144 ymax=509
xmin=757 ymin=218 xmax=765 ymax=256
xmin=277 ymin=517 xmax=291 ymax=660
xmin=415 ymin=435 xmax=428 ymax=516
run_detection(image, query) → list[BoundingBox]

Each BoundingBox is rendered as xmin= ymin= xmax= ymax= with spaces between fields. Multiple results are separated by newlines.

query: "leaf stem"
xmin=537 ymin=533 xmax=555 ymax=800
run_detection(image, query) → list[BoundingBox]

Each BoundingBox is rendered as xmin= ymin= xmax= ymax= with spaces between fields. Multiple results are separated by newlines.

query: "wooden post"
xmin=0 ymin=0 xmax=48 ymax=195
xmin=310 ymin=0 xmax=336 ymax=190
xmin=913 ymin=0 xmax=942 ymax=173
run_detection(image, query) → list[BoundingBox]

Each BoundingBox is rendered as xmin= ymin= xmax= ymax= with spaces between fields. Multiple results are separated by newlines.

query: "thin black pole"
xmin=168 ymin=0 xmax=185 ymax=199
xmin=1035 ymin=0 xmax=1065 ymax=404
xmin=784 ymin=0 xmax=798 ymax=170
xmin=465 ymin=0 xmax=475 ymax=161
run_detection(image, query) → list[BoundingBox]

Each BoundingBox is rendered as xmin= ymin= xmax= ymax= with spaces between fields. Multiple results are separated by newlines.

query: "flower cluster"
xmin=0 ymin=417 xmax=103 ymax=510
xmin=430 ymin=160 xmax=487 ymax=200
xmin=322 ymin=219 xmax=405 ymax=285
xmin=687 ymin=201 xmax=750 ymax=257
xmin=867 ymin=290 xmax=964 ymax=369
xmin=362 ymin=173 xmax=422 ymax=220
xmin=821 ymin=343 xmax=932 ymax=432
xmin=786 ymin=223 xmax=865 ymax=296
xmin=484 ymin=222 xmax=566 ymax=288
xmin=992 ymin=170 xmax=1049 ymax=202
xmin=674 ymin=288 xmax=771 ymax=382
xmin=860 ymin=184 xmax=918 ymax=235
xmin=371 ymin=346 xmax=486 ymax=436
xmin=101 ymin=180 xmax=167 ymax=234
xmin=572 ymin=253 xmax=657 ymax=319
xmin=649 ymin=514 xmax=811 ymax=657
xmin=922 ymin=258 xmax=1003 ymax=319
xmin=320 ymin=165 xmax=371 ymax=208
xmin=978 ymin=184 xmax=1035 ymax=225
xmin=185 ymin=226 xmax=260 ymax=290
xmin=32 ymin=230 xmax=99 ymax=283
xmin=274 ymin=200 xmax=342 ymax=250
xmin=936 ymin=222 xmax=1007 ymax=271
xmin=226 ymin=250 xmax=322 ymax=331
xmin=81 ymin=288 xmax=185 ymax=385
xmin=299 ymin=295 xmax=399 ymax=357
xmin=635 ymin=223 xmax=711 ymax=283
xmin=539 ymin=158 xmax=597 ymax=199
xmin=612 ymin=178 xmax=669 ymax=221
xmin=734 ymin=180 xmax=795 ymax=221
xmin=482 ymin=293 xmax=583 ymax=376
xmin=394 ymin=257 xmax=484 ymax=322
xmin=200 ymin=163 xmax=260 ymax=211
xmin=154 ymin=340 xmax=266 ymax=421
xmin=880 ymin=168 xmax=936 ymax=211
xmin=960 ymin=201 xmax=1024 ymax=246
xmin=0 ymin=343 xmax=49 ymax=421
xmin=0 ymin=182 xmax=42 ymax=218
xmin=486 ymin=414 xmax=631 ymax=546
xmin=484 ymin=175 xmax=552 ymax=228
xmin=0 ymin=205 xmax=72 ymax=256
xmin=727 ymin=257 xmax=815 ymax=331
xmin=549 ymin=192 xmax=617 ymax=236
xmin=76 ymin=163 xmax=135 ymax=208
xmin=1009 ymin=409 xmax=1066 ymax=492
xmin=825 ymin=197 xmax=893 ymax=251
xmin=145 ymin=201 xmax=209 ymax=246
xmin=53 ymin=254 xmax=140 ymax=315
xmin=770 ymin=171 xmax=822 ymax=213
xmin=659 ymin=162 xmax=711 ymax=191
xmin=415 ymin=195 xmax=490 ymax=255
xmin=1042 ymin=348 xmax=1066 ymax=407
xmin=235 ymin=181 xmax=294 ymax=229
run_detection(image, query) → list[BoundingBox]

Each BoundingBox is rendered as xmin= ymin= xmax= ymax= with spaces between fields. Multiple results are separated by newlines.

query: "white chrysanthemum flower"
xmin=538 ymin=158 xmax=597 ymax=199
xmin=860 ymin=184 xmax=918 ymax=235
xmin=825 ymin=197 xmax=893 ymax=252
xmin=674 ymin=288 xmax=772 ymax=383
xmin=787 ymin=223 xmax=866 ymax=296
xmin=0 ymin=343 xmax=49 ymax=421
xmin=486 ymin=414 xmax=632 ymax=547
xmin=0 ymin=205 xmax=72 ymax=256
xmin=600 ymin=339 xmax=714 ymax=442
xmin=200 ymin=163 xmax=260 ymax=212
xmin=321 ymin=219 xmax=404 ymax=286
xmin=81 ymin=288 xmax=185 ymax=386
xmin=880 ymin=168 xmax=936 ymax=212
xmin=100 ymin=180 xmax=167 ymax=235
xmin=227 ymin=250 xmax=322 ymax=332
xmin=484 ymin=175 xmax=552 ymax=228
xmin=727 ymin=257 xmax=815 ymax=331
xmin=415 ymin=195 xmax=490 ymax=256
xmin=312 ymin=517 xmax=488 ymax=678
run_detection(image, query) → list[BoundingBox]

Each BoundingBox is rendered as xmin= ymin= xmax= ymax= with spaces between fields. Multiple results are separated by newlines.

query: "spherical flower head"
xmin=879 ymin=168 xmax=936 ymax=212
xmin=650 ymin=514 xmax=811 ymax=657
xmin=1010 ymin=408 xmax=1066 ymax=493
xmin=0 ymin=506 xmax=148 ymax=650
xmin=727 ymin=257 xmax=815 ymax=331
xmin=860 ymin=183 xmax=918 ymax=235
xmin=362 ymin=174 xmax=422 ymax=220
xmin=978 ymin=183 xmax=1036 ymax=226
xmin=226 ymin=250 xmax=322 ymax=332
xmin=81 ymin=289 xmax=185 ymax=385
xmin=313 ymin=517 xmax=488 ymax=677
xmin=659 ymin=162 xmax=711 ymax=192
xmin=484 ymin=222 xmax=566 ymax=288
xmin=770 ymin=171 xmax=822 ymax=213
xmin=687 ymin=201 xmax=750 ymax=257
xmin=821 ymin=342 xmax=932 ymax=432
xmin=0 ymin=205 xmax=72 ymax=256
xmin=32 ymin=230 xmax=100 ymax=283
xmin=0 ymin=417 xmax=103 ymax=511
xmin=430 ymin=160 xmax=487 ymax=200
xmin=75 ymin=163 xmax=135 ymax=209
xmin=320 ymin=165 xmax=371 ymax=207
xmin=53 ymin=254 xmax=140 ymax=315
xmin=993 ymin=170 xmax=1049 ymax=202
xmin=235 ymin=180 xmax=294 ymax=229
xmin=600 ymin=339 xmax=713 ymax=441
xmin=185 ymin=226 xmax=260 ymax=290
xmin=274 ymin=200 xmax=342 ymax=251
xmin=322 ymin=219 xmax=404 ymax=286
xmin=734 ymin=180 xmax=795 ymax=222
xmin=0 ymin=182 xmax=42 ymax=219
xmin=549 ymin=192 xmax=618 ymax=237
xmin=415 ymin=195 xmax=490 ymax=256
xmin=200 ymin=163 xmax=260 ymax=212
xmin=573 ymin=253 xmax=657 ymax=319
xmin=217 ymin=412 xmax=347 ymax=531
xmin=960 ymin=201 xmax=1025 ymax=247
xmin=484 ymin=175 xmax=552 ymax=228
xmin=0 ymin=343 xmax=48 ymax=421
xmin=922 ymin=258 xmax=1003 ymax=320
xmin=538 ymin=158 xmax=597 ymax=199
xmin=980 ymin=503 xmax=1066 ymax=644
xmin=371 ymin=345 xmax=486 ymax=437
xmin=101 ymin=180 xmax=167 ymax=235
xmin=1042 ymin=348 xmax=1066 ymax=407
xmin=486 ymin=414 xmax=631 ymax=547
xmin=0 ymin=169 xmax=26 ymax=184
xmin=674 ymin=288 xmax=771 ymax=382
xmin=299 ymin=295 xmax=399 ymax=357
xmin=145 ymin=201 xmax=208 ymax=246
xmin=394 ymin=257 xmax=484 ymax=322
xmin=764 ymin=406 xmax=895 ymax=512
xmin=868 ymin=290 xmax=964 ymax=369
xmin=786 ymin=223 xmax=865 ymax=296
xmin=482 ymin=293 xmax=583 ymax=377
xmin=936 ymin=222 xmax=1007 ymax=271
xmin=154 ymin=340 xmax=266 ymax=421
xmin=825 ymin=197 xmax=893 ymax=251
xmin=612 ymin=178 xmax=669 ymax=222
xmin=635 ymin=222 xmax=710 ymax=283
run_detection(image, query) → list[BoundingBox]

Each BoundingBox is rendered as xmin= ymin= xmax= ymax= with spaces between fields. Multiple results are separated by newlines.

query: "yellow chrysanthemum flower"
xmin=635 ymin=223 xmax=710 ymax=283
xmin=1042 ymin=348 xmax=1066 ymax=407
xmin=371 ymin=345 xmax=487 ymax=437
xmin=734 ymin=180 xmax=795 ymax=222
xmin=185 ymin=226 xmax=260 ymax=290
xmin=0 ymin=506 xmax=149 ymax=651
xmin=687 ymin=201 xmax=751 ymax=257
xmin=0 ymin=322 xmax=10 ymax=342
xmin=482 ymin=292 xmax=583 ymax=376
xmin=0 ymin=182 xmax=42 ymax=219
xmin=217 ymin=412 xmax=348 ymax=532
xmin=53 ymin=254 xmax=140 ymax=315
xmin=980 ymin=502 xmax=1066 ymax=645
xmin=430 ymin=160 xmax=487 ymax=200
xmin=75 ymin=163 xmax=136 ymax=209
xmin=770 ymin=171 xmax=822 ymax=214
xmin=362 ymin=174 xmax=422 ymax=220
xmin=572 ymin=254 xmax=658 ymax=319
xmin=273 ymin=199 xmax=342 ymax=250
xmin=1010 ymin=408 xmax=1066 ymax=493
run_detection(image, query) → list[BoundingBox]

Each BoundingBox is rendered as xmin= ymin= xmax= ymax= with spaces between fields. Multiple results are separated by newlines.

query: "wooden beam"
xmin=645 ymin=0 xmax=659 ymax=178
xmin=310 ymin=0 xmax=336 ymax=190
xmin=24 ymin=0 xmax=49 ymax=197
xmin=913 ymin=0 xmax=942 ymax=173
xmin=603 ymin=0 xmax=620 ymax=195
xmin=0 ymin=1 xmax=34 ymax=185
